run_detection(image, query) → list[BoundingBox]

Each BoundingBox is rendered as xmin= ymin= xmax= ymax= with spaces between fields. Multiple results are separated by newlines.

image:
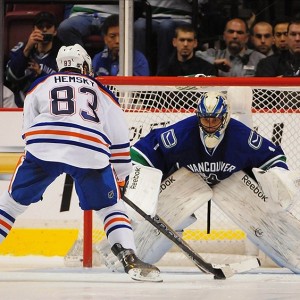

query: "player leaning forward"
xmin=100 ymin=90 xmax=300 ymax=273
xmin=0 ymin=44 xmax=161 ymax=282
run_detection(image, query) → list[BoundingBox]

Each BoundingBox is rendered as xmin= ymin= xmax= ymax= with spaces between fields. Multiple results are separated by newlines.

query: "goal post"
xmin=72 ymin=76 xmax=300 ymax=268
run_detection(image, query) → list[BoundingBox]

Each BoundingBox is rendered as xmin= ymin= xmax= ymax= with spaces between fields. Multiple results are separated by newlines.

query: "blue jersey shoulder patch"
xmin=248 ymin=130 xmax=263 ymax=149
xmin=161 ymin=129 xmax=177 ymax=148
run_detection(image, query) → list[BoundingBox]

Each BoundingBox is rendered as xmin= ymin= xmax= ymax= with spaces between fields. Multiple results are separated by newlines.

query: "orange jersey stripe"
xmin=111 ymin=151 xmax=130 ymax=157
xmin=104 ymin=217 xmax=131 ymax=231
xmin=0 ymin=219 xmax=12 ymax=230
xmin=24 ymin=130 xmax=109 ymax=147
xmin=8 ymin=154 xmax=25 ymax=192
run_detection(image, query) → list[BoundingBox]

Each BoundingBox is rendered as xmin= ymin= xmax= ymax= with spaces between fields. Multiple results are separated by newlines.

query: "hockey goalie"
xmin=98 ymin=89 xmax=300 ymax=274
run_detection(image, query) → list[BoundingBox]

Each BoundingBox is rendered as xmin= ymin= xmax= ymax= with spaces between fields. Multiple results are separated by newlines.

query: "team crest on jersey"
xmin=161 ymin=129 xmax=177 ymax=148
xmin=248 ymin=131 xmax=262 ymax=150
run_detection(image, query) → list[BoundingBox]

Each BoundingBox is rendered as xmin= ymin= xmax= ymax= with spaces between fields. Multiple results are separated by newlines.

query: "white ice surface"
xmin=1 ymin=256 xmax=300 ymax=300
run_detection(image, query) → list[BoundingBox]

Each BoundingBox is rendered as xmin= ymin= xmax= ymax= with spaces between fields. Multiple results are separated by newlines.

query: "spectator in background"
xmin=92 ymin=15 xmax=150 ymax=76
xmin=196 ymin=18 xmax=265 ymax=77
xmin=57 ymin=2 xmax=146 ymax=49
xmin=273 ymin=18 xmax=289 ymax=53
xmin=250 ymin=21 xmax=274 ymax=56
xmin=57 ymin=4 xmax=118 ymax=46
xmin=3 ymin=86 xmax=17 ymax=108
xmin=158 ymin=24 xmax=216 ymax=76
xmin=256 ymin=18 xmax=300 ymax=77
xmin=134 ymin=0 xmax=194 ymax=75
xmin=5 ymin=12 xmax=61 ymax=107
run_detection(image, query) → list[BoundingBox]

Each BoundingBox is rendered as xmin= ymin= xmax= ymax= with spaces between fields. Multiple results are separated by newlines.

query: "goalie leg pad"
xmin=213 ymin=171 xmax=300 ymax=273
xmin=136 ymin=214 xmax=197 ymax=264
xmin=98 ymin=168 xmax=212 ymax=268
xmin=97 ymin=214 xmax=198 ymax=268
xmin=136 ymin=168 xmax=211 ymax=263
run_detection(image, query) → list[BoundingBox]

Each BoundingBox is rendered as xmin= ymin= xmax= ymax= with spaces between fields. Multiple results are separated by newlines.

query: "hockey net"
xmin=65 ymin=77 xmax=300 ymax=268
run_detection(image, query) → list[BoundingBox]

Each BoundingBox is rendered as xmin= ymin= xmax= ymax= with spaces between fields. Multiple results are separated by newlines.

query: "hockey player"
xmin=127 ymin=91 xmax=291 ymax=264
xmin=0 ymin=44 xmax=161 ymax=282
xmin=131 ymin=91 xmax=287 ymax=183
xmin=98 ymin=90 xmax=292 ymax=269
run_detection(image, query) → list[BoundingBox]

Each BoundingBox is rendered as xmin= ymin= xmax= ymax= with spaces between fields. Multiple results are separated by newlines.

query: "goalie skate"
xmin=111 ymin=243 xmax=162 ymax=282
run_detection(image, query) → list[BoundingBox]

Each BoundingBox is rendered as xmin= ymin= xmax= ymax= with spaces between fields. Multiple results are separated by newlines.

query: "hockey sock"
xmin=0 ymin=191 xmax=28 ymax=243
xmin=96 ymin=200 xmax=136 ymax=252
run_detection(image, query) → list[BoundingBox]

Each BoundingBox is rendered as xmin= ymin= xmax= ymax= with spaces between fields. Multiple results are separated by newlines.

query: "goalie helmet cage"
xmin=73 ymin=76 xmax=300 ymax=268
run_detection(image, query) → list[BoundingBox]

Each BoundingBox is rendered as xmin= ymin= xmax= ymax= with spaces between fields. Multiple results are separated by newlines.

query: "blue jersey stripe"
xmin=109 ymin=158 xmax=132 ymax=164
xmin=30 ymin=122 xmax=111 ymax=144
xmin=106 ymin=224 xmax=132 ymax=236
xmin=104 ymin=211 xmax=129 ymax=223
xmin=110 ymin=143 xmax=130 ymax=149
xmin=0 ymin=228 xmax=8 ymax=237
xmin=26 ymin=139 xmax=111 ymax=156
xmin=0 ymin=209 xmax=15 ymax=223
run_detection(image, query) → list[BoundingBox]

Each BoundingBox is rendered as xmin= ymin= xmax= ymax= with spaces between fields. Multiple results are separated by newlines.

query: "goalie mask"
xmin=196 ymin=91 xmax=231 ymax=151
xmin=56 ymin=44 xmax=93 ymax=76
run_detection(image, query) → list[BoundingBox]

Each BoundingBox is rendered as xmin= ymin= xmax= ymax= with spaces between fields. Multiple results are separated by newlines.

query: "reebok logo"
xmin=129 ymin=167 xmax=141 ymax=189
xmin=160 ymin=176 xmax=175 ymax=193
xmin=241 ymin=174 xmax=268 ymax=202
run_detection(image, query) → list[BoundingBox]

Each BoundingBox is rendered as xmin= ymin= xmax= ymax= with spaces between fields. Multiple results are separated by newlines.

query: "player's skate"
xmin=111 ymin=243 xmax=162 ymax=282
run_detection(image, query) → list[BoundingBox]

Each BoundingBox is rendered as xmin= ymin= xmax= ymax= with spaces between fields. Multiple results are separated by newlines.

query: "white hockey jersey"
xmin=23 ymin=72 xmax=132 ymax=181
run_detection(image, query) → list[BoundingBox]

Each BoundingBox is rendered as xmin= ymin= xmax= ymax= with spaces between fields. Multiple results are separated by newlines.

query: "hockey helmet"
xmin=196 ymin=91 xmax=231 ymax=150
xmin=56 ymin=44 xmax=93 ymax=75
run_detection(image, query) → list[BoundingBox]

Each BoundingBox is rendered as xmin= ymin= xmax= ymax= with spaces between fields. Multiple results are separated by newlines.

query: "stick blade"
xmin=213 ymin=266 xmax=234 ymax=280
xmin=227 ymin=258 xmax=261 ymax=273
xmin=212 ymin=257 xmax=260 ymax=278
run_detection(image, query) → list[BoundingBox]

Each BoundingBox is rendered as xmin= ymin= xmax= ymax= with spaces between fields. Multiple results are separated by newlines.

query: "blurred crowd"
xmin=3 ymin=0 xmax=300 ymax=107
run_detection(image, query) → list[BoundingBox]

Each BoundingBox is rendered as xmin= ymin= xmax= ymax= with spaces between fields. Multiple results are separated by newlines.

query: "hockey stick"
xmin=60 ymin=174 xmax=74 ymax=212
xmin=123 ymin=195 xmax=234 ymax=279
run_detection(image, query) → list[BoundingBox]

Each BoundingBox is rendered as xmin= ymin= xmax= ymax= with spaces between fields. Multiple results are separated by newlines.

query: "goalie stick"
xmin=122 ymin=195 xmax=260 ymax=279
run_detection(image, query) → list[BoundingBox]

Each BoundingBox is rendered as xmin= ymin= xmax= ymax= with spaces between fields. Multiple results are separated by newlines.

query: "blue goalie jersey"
xmin=131 ymin=116 xmax=288 ymax=185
